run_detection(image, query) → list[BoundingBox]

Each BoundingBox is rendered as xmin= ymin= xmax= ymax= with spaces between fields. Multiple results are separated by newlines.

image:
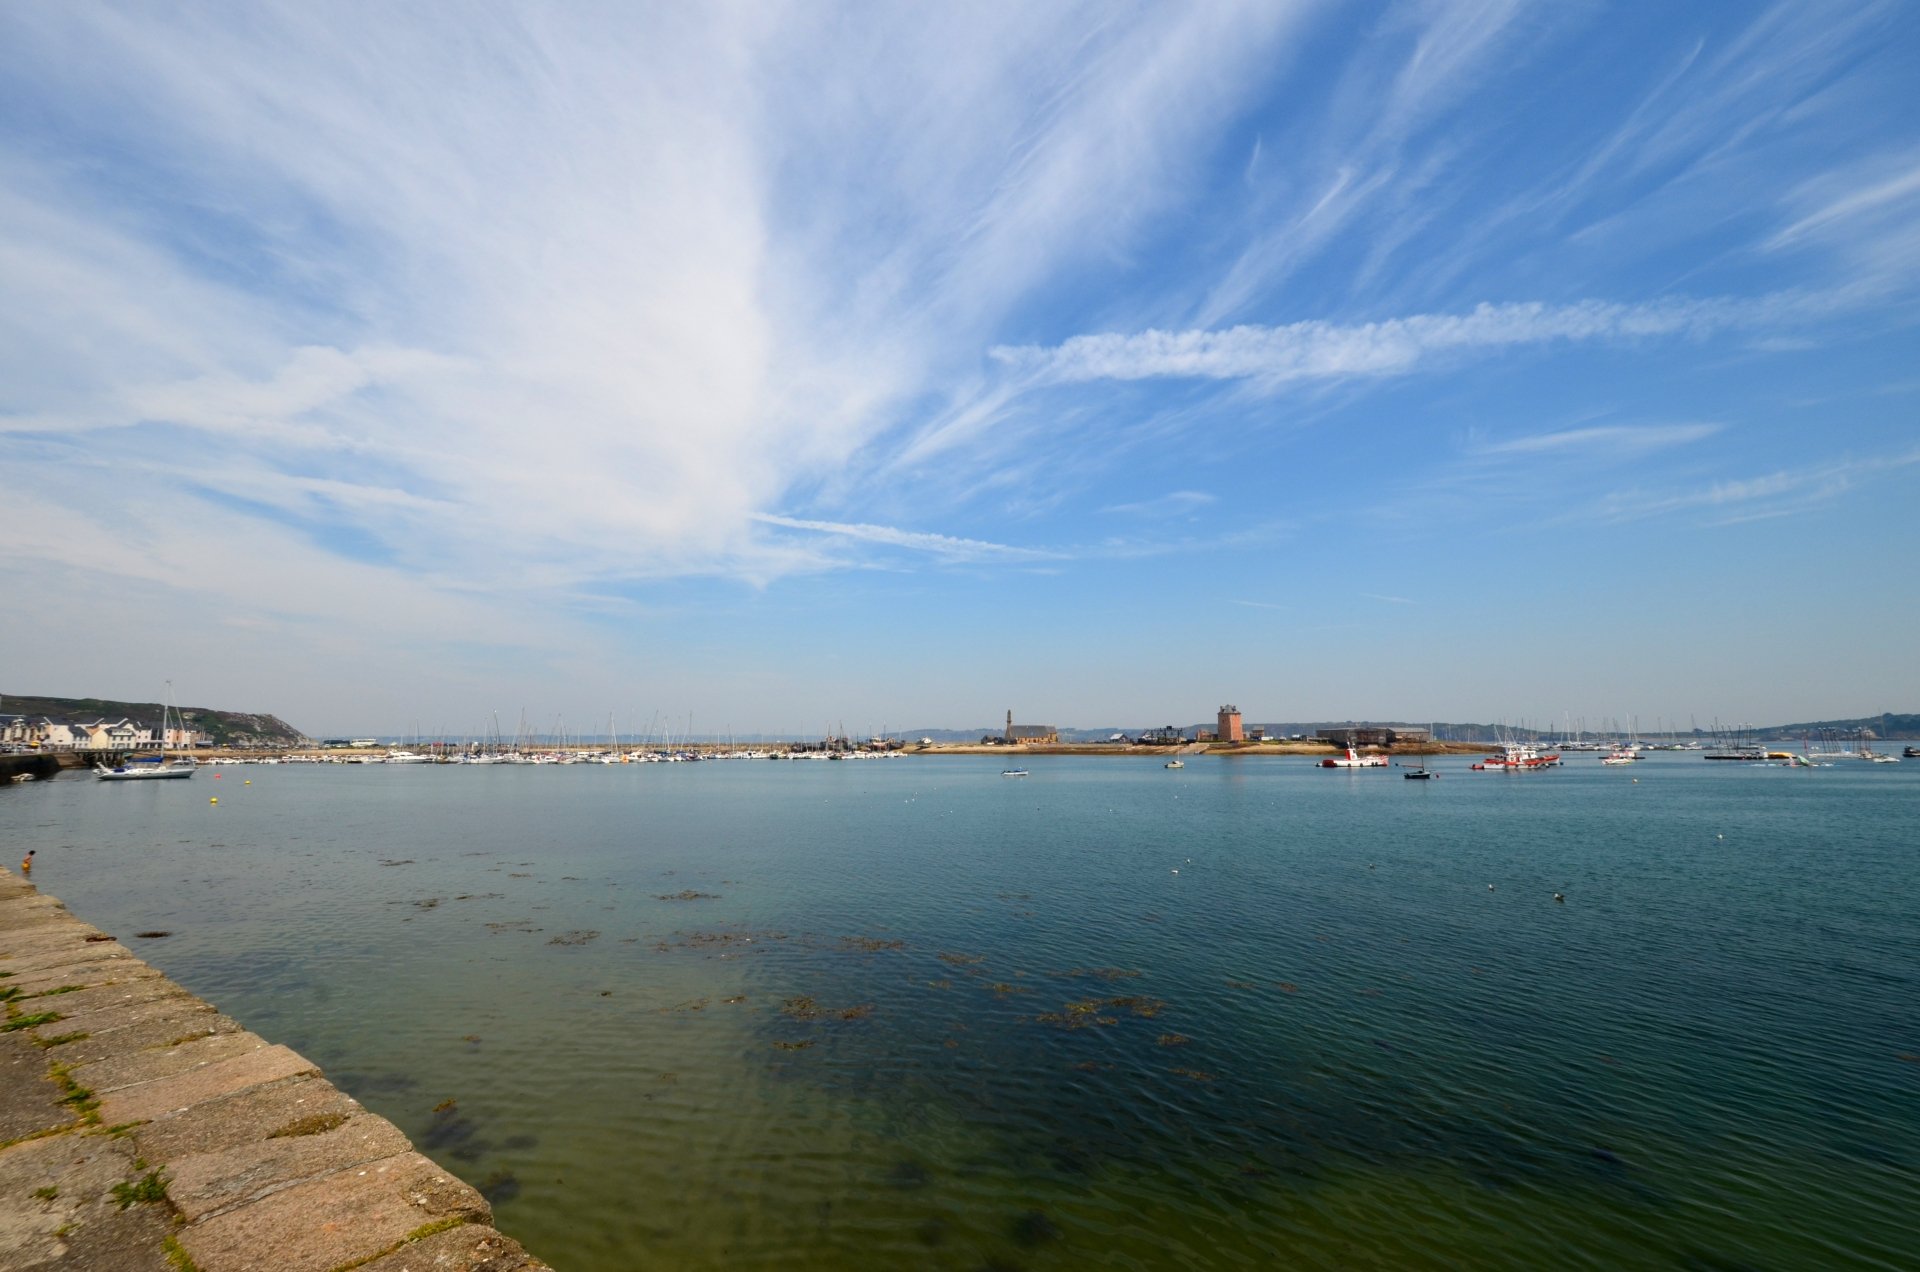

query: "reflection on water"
xmin=5 ymin=756 xmax=1917 ymax=1269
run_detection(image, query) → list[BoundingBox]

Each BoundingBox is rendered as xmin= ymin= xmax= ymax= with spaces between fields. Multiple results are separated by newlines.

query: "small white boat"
xmin=96 ymin=758 xmax=195 ymax=781
xmin=1164 ymin=759 xmax=1184 ymax=769
xmin=1001 ymin=768 xmax=1030 ymax=777
xmin=1320 ymin=747 xmax=1388 ymax=769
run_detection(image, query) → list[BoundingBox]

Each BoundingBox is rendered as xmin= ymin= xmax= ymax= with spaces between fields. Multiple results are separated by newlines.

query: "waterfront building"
xmin=1217 ymin=705 xmax=1244 ymax=743
xmin=1001 ymin=710 xmax=1060 ymax=745
xmin=1316 ymin=724 xmax=1431 ymax=748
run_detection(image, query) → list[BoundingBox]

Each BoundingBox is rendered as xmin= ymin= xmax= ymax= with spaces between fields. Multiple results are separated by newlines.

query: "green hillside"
xmin=1 ymin=693 xmax=307 ymax=747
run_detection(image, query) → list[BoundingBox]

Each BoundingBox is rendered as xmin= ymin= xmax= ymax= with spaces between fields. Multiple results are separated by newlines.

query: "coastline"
xmin=0 ymin=867 xmax=548 ymax=1272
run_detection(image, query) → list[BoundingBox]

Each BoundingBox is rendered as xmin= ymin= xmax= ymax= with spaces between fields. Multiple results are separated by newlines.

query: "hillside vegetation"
xmin=2 ymin=692 xmax=307 ymax=748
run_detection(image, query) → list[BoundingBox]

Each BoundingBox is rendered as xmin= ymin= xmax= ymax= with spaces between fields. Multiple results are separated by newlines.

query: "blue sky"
xmin=3 ymin=2 xmax=1916 ymax=737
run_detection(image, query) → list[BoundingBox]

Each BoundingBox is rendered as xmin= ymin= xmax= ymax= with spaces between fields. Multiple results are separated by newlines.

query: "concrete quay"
xmin=0 ymin=868 xmax=549 ymax=1272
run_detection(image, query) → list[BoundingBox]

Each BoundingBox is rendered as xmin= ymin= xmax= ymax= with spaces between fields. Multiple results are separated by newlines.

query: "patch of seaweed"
xmin=773 ymin=1039 xmax=815 ymax=1051
xmin=133 ymin=931 xmax=171 ymax=939
xmin=656 ymin=890 xmax=720 ymax=901
xmin=840 ymin=936 xmax=905 ymax=952
xmin=659 ymin=999 xmax=709 ymax=1013
xmin=1054 ymin=967 xmax=1141 ymax=982
xmin=1171 ymin=1067 xmax=1217 ymax=1083
xmin=478 ymin=1168 xmax=521 ymax=1205
xmin=1010 ymin=1209 xmax=1061 ymax=1247
xmin=1157 ymin=1034 xmax=1191 ymax=1047
xmin=1034 ymin=995 xmax=1167 ymax=1030
xmin=547 ymin=930 xmax=600 ymax=946
xmin=937 ymin=952 xmax=985 ymax=967
xmin=379 ymin=859 xmax=415 ymax=867
xmin=887 ymin=1159 xmax=932 ymax=1190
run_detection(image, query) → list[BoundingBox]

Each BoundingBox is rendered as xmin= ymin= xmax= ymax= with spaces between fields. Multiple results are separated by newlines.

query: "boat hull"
xmin=96 ymin=764 xmax=195 ymax=781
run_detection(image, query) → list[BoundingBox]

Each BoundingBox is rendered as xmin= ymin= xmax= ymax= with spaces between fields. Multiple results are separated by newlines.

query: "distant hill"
xmin=1765 ymin=712 xmax=1919 ymax=738
xmin=1 ymin=692 xmax=308 ymax=748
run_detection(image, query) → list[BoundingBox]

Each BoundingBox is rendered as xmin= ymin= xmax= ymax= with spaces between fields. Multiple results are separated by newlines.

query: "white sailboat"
xmin=96 ymin=681 xmax=196 ymax=781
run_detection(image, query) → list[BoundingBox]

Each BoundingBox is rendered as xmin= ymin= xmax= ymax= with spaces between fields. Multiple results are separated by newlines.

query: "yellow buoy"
xmin=243 ymin=779 xmax=251 ymax=785
xmin=209 ymin=797 xmax=218 ymax=804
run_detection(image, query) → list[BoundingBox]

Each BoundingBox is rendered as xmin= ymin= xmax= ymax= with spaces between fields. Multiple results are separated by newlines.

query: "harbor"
xmin=5 ymin=753 xmax=1914 ymax=1269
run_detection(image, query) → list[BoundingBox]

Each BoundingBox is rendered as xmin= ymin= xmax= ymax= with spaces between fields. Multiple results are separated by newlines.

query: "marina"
xmin=6 ymin=752 xmax=1914 ymax=1270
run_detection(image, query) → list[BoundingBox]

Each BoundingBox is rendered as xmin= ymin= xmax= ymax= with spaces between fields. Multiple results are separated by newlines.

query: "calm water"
xmin=3 ymin=755 xmax=1916 ymax=1269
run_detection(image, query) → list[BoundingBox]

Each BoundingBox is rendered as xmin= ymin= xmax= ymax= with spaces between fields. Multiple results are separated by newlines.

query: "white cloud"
xmin=1472 ymin=422 xmax=1723 ymax=457
xmin=990 ymin=295 xmax=1811 ymax=387
xmin=1596 ymin=448 xmax=1920 ymax=525
xmin=752 ymin=515 xmax=1061 ymax=564
xmin=1100 ymin=491 xmax=1218 ymax=516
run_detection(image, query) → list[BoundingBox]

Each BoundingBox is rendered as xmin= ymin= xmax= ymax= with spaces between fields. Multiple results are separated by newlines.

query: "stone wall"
xmin=0 ymin=867 xmax=549 ymax=1271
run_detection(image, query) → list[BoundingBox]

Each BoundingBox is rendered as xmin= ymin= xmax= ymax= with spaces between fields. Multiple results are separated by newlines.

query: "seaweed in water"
xmin=659 ymin=998 xmax=709 ymax=1014
xmin=1157 ymin=1033 xmax=1191 ymax=1047
xmin=886 ymin=1159 xmax=932 ymax=1190
xmin=1053 ymin=967 xmax=1141 ymax=982
xmin=773 ymin=1039 xmax=815 ymax=1051
xmin=421 ymin=1102 xmax=487 ymax=1160
xmin=655 ymin=890 xmax=721 ymax=901
xmin=133 ymin=931 xmax=172 ymax=939
xmin=840 ymin=936 xmax=906 ymax=952
xmin=1010 ymin=1209 xmax=1061 ymax=1247
xmin=477 ymin=1168 xmax=521 ymax=1205
xmin=547 ymin=930 xmax=600 ymax=946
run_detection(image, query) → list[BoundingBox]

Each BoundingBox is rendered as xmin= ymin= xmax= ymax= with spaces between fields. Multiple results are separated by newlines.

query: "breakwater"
xmin=0 ymin=867 xmax=548 ymax=1272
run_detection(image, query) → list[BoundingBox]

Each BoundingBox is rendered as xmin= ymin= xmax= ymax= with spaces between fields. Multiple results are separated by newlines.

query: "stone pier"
xmin=0 ymin=867 xmax=549 ymax=1271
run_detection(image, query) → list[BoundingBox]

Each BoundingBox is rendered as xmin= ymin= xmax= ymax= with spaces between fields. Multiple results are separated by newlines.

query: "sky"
xmin=3 ymin=1 xmax=1917 ymax=739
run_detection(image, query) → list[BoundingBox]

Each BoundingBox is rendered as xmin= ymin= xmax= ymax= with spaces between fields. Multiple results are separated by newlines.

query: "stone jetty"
xmin=0 ymin=867 xmax=548 ymax=1271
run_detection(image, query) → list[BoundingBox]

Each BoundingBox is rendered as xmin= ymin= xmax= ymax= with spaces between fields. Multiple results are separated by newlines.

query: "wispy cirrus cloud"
xmin=1470 ymin=422 xmax=1723 ymax=458
xmin=751 ymin=515 xmax=1061 ymax=564
xmin=989 ymin=294 xmax=1819 ymax=388
xmin=1099 ymin=490 xmax=1217 ymax=516
xmin=1596 ymin=448 xmax=1920 ymax=526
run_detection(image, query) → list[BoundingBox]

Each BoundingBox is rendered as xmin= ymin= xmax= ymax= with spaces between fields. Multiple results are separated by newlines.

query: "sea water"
xmin=3 ymin=755 xmax=1915 ymax=1269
